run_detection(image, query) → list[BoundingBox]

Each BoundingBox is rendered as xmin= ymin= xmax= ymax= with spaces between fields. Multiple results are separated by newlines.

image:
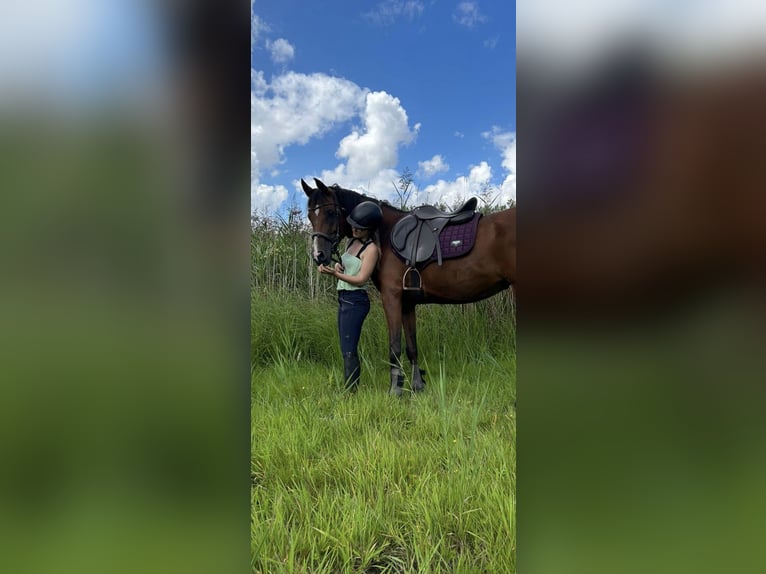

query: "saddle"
xmin=391 ymin=197 xmax=480 ymax=291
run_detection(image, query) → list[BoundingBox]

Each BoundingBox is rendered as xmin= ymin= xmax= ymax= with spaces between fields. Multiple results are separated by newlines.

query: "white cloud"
xmin=453 ymin=2 xmax=488 ymax=28
xmin=302 ymin=91 xmax=421 ymax=206
xmin=418 ymin=155 xmax=450 ymax=178
xmin=418 ymin=162 xmax=494 ymax=208
xmin=267 ymin=38 xmax=295 ymax=64
xmin=414 ymin=134 xmax=517 ymax=206
xmin=364 ymin=0 xmax=425 ymax=26
xmin=251 ymin=71 xmax=366 ymax=213
xmin=251 ymin=69 xmax=267 ymax=94
xmin=251 ymin=9 xmax=269 ymax=47
xmin=250 ymin=76 xmax=420 ymax=213
xmin=251 ymin=71 xmax=366 ymax=170
xmin=251 ymin=182 xmax=289 ymax=216
xmin=483 ymin=127 xmax=516 ymax=203
xmin=336 ymin=91 xmax=420 ymax=181
xmin=249 ymin=12 xmax=515 ymax=215
xmin=484 ymin=35 xmax=499 ymax=50
xmin=316 ymin=165 xmax=404 ymax=203
xmin=484 ymin=127 xmax=516 ymax=174
xmin=500 ymin=173 xmax=516 ymax=204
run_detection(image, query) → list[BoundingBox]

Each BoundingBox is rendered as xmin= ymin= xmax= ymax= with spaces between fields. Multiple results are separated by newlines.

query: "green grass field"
xmin=251 ymin=284 xmax=515 ymax=573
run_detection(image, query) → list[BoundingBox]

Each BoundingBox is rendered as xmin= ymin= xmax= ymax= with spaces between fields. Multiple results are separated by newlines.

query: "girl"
xmin=318 ymin=201 xmax=382 ymax=391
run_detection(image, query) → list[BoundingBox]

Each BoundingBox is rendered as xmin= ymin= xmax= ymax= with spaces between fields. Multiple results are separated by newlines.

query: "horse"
xmin=302 ymin=178 xmax=516 ymax=395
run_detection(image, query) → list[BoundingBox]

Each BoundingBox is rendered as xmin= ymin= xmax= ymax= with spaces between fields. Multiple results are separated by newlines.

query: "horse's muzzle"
xmin=313 ymin=251 xmax=332 ymax=266
xmin=310 ymin=231 xmax=338 ymax=267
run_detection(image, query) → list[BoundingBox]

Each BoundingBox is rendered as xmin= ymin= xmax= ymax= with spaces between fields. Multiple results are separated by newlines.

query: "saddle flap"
xmin=392 ymin=214 xmax=439 ymax=264
xmin=391 ymin=215 xmax=417 ymax=253
xmin=414 ymin=232 xmax=437 ymax=263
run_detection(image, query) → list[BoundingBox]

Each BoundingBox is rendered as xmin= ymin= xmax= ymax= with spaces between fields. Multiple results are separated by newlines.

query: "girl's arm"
xmin=329 ymin=244 xmax=379 ymax=286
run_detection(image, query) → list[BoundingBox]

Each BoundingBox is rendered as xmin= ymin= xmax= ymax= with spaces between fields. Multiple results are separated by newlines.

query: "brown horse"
xmin=302 ymin=178 xmax=516 ymax=395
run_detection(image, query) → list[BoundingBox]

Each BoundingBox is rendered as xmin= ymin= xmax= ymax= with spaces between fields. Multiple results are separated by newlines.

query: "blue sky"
xmin=251 ymin=0 xmax=517 ymax=215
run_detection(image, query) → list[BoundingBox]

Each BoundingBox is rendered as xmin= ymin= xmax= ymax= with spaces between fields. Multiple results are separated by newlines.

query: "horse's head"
xmin=302 ymin=178 xmax=349 ymax=266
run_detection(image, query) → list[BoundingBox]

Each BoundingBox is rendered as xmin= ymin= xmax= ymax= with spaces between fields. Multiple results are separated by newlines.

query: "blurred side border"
xmin=0 ymin=2 xmax=250 ymax=573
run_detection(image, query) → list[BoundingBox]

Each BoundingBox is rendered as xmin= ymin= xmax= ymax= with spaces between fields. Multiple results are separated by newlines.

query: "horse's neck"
xmin=336 ymin=188 xmax=364 ymax=214
xmin=335 ymin=188 xmax=406 ymax=240
xmin=378 ymin=205 xmax=406 ymax=243
xmin=335 ymin=189 xmax=366 ymax=240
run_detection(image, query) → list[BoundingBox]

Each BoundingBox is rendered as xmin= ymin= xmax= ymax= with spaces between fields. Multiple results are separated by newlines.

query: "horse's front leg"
xmin=381 ymin=290 xmax=405 ymax=396
xmin=402 ymin=303 xmax=426 ymax=392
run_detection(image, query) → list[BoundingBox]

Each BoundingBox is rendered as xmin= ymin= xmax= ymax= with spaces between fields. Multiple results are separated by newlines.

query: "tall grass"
xmin=251 ymin=214 xmax=515 ymax=572
xmin=251 ymin=355 xmax=515 ymax=573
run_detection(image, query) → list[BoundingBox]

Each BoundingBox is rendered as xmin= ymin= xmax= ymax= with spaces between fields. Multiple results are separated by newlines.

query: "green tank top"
xmin=337 ymin=240 xmax=372 ymax=291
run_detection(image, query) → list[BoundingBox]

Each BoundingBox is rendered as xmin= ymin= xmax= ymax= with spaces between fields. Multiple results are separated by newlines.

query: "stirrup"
xmin=402 ymin=267 xmax=422 ymax=291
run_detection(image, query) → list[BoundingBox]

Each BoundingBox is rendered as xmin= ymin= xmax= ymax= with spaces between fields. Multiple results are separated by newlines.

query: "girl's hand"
xmin=334 ymin=262 xmax=344 ymax=274
xmin=318 ymin=264 xmax=336 ymax=276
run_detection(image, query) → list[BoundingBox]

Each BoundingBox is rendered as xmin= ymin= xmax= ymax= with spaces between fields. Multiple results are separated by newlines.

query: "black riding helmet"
xmin=347 ymin=201 xmax=382 ymax=230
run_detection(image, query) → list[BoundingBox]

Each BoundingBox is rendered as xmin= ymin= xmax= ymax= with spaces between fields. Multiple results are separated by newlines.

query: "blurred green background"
xmin=0 ymin=2 xmax=249 ymax=573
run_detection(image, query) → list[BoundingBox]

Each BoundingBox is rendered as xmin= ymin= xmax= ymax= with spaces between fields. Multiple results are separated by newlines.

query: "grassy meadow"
xmin=251 ymin=212 xmax=516 ymax=573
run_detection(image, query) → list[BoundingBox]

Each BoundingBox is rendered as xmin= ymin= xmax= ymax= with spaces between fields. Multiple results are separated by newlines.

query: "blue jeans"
xmin=337 ymin=290 xmax=370 ymax=356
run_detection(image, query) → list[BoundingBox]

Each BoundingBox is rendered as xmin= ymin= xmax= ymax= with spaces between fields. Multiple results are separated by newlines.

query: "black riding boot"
xmin=342 ymin=352 xmax=361 ymax=391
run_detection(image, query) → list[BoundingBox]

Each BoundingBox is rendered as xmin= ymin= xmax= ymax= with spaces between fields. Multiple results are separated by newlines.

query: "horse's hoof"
xmin=389 ymin=385 xmax=403 ymax=397
xmin=412 ymin=382 xmax=426 ymax=392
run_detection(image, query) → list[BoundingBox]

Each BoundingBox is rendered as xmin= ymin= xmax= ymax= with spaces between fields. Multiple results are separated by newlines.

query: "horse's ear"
xmin=301 ymin=178 xmax=313 ymax=198
xmin=314 ymin=178 xmax=329 ymax=193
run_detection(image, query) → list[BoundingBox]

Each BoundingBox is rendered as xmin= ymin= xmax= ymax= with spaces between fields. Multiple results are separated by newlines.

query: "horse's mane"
xmin=330 ymin=184 xmax=407 ymax=215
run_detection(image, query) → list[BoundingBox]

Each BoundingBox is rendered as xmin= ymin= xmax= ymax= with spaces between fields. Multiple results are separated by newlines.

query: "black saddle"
xmin=391 ymin=198 xmax=480 ymax=290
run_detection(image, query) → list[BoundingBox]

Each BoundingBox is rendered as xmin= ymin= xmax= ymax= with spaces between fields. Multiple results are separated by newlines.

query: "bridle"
xmin=310 ymin=201 xmax=345 ymax=264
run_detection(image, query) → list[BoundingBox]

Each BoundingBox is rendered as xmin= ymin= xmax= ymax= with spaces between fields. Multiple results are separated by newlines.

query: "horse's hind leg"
xmin=402 ymin=304 xmax=426 ymax=392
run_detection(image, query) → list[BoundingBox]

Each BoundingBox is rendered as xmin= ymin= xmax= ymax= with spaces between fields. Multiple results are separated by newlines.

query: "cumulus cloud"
xmin=364 ymin=0 xmax=425 ymax=26
xmin=251 ymin=69 xmax=267 ymax=94
xmin=251 ymin=76 xmax=420 ymax=212
xmin=484 ymin=127 xmax=516 ymax=173
xmin=267 ymin=38 xmax=294 ymax=64
xmin=499 ymin=173 xmax=516 ymax=204
xmin=251 ymin=182 xmax=289 ymax=216
xmin=483 ymin=127 xmax=516 ymax=203
xmin=453 ymin=2 xmax=487 ymax=28
xmin=251 ymin=72 xmax=367 ymax=213
xmin=316 ymin=165 xmax=404 ymax=203
xmin=301 ymin=91 xmax=421 ymax=205
xmin=316 ymin=125 xmax=515 ymax=210
xmin=418 ymin=155 xmax=450 ymax=178
xmin=336 ymin=91 xmax=420 ymax=181
xmin=418 ymin=162 xmax=494 ymax=207
xmin=251 ymin=72 xmax=366 ymax=170
xmin=249 ymin=11 xmax=515 ymax=215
